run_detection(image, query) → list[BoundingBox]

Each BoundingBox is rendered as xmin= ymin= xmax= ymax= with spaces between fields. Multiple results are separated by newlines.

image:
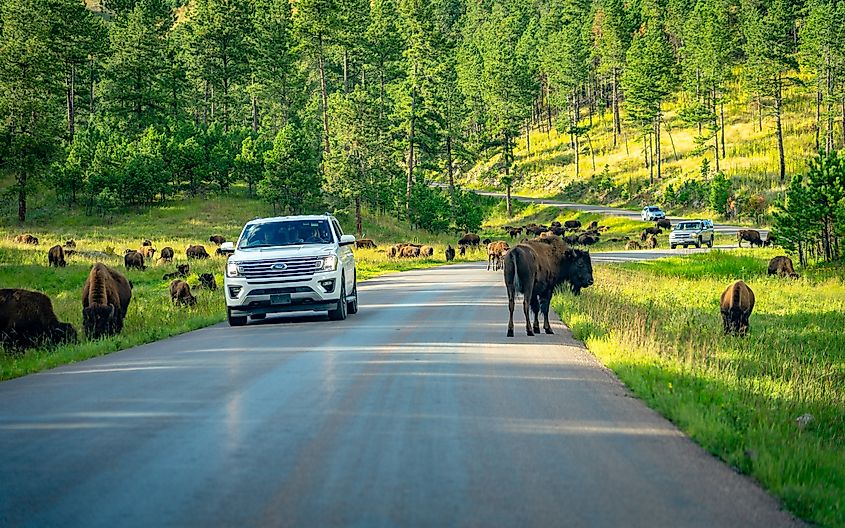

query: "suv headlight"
xmin=226 ymin=261 xmax=242 ymax=278
xmin=315 ymin=255 xmax=338 ymax=272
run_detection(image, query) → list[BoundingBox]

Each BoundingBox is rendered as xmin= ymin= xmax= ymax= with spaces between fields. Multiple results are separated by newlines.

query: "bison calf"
xmin=1 ymin=289 xmax=76 ymax=352
xmin=48 ymin=245 xmax=67 ymax=267
xmin=197 ymin=273 xmax=218 ymax=291
xmin=626 ymin=240 xmax=642 ymax=250
xmin=162 ymin=264 xmax=190 ymax=281
xmin=170 ymin=280 xmax=197 ymax=307
xmin=720 ymin=280 xmax=755 ymax=336
xmin=445 ymin=245 xmax=456 ymax=261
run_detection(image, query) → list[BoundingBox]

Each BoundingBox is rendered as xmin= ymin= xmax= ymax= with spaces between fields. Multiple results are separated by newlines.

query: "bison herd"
xmin=1 ymin=234 xmax=228 ymax=355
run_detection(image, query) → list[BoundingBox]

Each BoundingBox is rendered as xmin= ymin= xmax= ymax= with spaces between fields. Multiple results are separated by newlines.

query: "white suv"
xmin=222 ymin=214 xmax=358 ymax=326
xmin=641 ymin=206 xmax=666 ymax=221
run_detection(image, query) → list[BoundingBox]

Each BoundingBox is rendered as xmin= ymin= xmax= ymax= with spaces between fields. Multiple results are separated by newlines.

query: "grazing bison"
xmin=763 ymin=234 xmax=776 ymax=247
xmin=487 ymin=241 xmax=510 ymax=271
xmin=163 ymin=264 xmax=190 ymax=281
xmin=48 ymin=245 xmax=67 ymax=267
xmin=720 ymin=280 xmax=755 ymax=336
xmin=158 ymin=246 xmax=175 ymax=263
xmin=355 ymin=239 xmax=377 ymax=249
xmin=737 ymin=230 xmax=763 ymax=248
xmin=656 ymin=218 xmax=672 ymax=229
xmin=197 ymin=273 xmax=218 ymax=291
xmin=503 ymin=236 xmax=593 ymax=336
xmin=768 ymin=256 xmax=799 ymax=278
xmin=420 ymin=245 xmax=434 ymax=257
xmin=645 ymin=234 xmax=658 ymax=249
xmin=124 ymin=251 xmax=146 ymax=271
xmin=82 ymin=263 xmax=132 ymax=339
xmin=458 ymin=233 xmax=481 ymax=247
xmin=400 ymin=245 xmax=421 ymax=258
xmin=641 ymin=227 xmax=662 ymax=241
xmin=525 ymin=225 xmax=549 ymax=236
xmin=445 ymin=245 xmax=456 ymax=262
xmin=564 ymin=234 xmax=580 ymax=245
xmin=626 ymin=240 xmax=642 ymax=250
xmin=209 ymin=235 xmax=226 ymax=246
xmin=577 ymin=234 xmax=598 ymax=246
xmin=170 ymin=280 xmax=197 ymax=307
xmin=15 ymin=234 xmax=39 ymax=245
xmin=507 ymin=227 xmax=523 ymax=238
xmin=0 ymin=289 xmax=76 ymax=352
xmin=459 ymin=245 xmax=466 ymax=257
xmin=550 ymin=221 xmax=562 ymax=228
xmin=564 ymin=220 xmax=581 ymax=230
xmin=587 ymin=221 xmax=598 ymax=230
xmin=186 ymin=245 xmax=210 ymax=259
xmin=64 ymin=239 xmax=77 ymax=248
xmin=549 ymin=226 xmax=565 ymax=236
xmin=139 ymin=246 xmax=156 ymax=259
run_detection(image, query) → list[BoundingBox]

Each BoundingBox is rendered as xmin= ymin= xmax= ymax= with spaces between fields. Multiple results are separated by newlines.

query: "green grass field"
xmin=0 ymin=193 xmax=488 ymax=380
xmin=552 ymin=251 xmax=845 ymax=526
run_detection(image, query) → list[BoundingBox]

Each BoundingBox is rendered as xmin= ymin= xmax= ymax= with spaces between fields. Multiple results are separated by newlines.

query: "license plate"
xmin=270 ymin=294 xmax=292 ymax=305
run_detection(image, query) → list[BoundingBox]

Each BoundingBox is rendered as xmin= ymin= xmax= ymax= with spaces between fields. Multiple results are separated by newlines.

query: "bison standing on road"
xmin=487 ymin=241 xmax=509 ymax=271
xmin=563 ymin=249 xmax=593 ymax=296
xmin=737 ymin=230 xmax=763 ymax=248
xmin=48 ymin=245 xmax=67 ymax=267
xmin=0 ymin=289 xmax=76 ymax=352
xmin=445 ymin=245 xmax=456 ymax=262
xmin=503 ymin=237 xmax=593 ymax=337
xmin=186 ymin=245 xmax=210 ymax=259
xmin=720 ymin=280 xmax=755 ymax=336
xmin=768 ymin=256 xmax=798 ymax=278
xmin=170 ymin=280 xmax=197 ymax=307
xmin=124 ymin=251 xmax=146 ymax=270
xmin=82 ymin=263 xmax=132 ymax=339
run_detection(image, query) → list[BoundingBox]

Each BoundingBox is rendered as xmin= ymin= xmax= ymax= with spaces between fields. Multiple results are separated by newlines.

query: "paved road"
xmin=476 ymin=191 xmax=769 ymax=237
xmin=0 ymin=263 xmax=798 ymax=527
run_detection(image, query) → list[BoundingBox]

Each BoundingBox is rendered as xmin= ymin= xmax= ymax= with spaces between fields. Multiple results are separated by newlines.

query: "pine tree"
xmin=258 ymin=122 xmax=322 ymax=214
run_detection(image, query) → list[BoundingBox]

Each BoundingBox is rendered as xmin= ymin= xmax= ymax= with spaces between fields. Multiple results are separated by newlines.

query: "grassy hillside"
xmin=466 ymin=80 xmax=819 ymax=219
xmin=553 ymin=252 xmax=845 ymax=525
xmin=0 ymin=193 xmax=486 ymax=380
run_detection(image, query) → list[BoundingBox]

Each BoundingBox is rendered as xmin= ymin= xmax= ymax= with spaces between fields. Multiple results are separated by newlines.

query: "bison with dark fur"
xmin=445 ymin=245 xmax=456 ymax=261
xmin=158 ymin=247 xmax=175 ymax=263
xmin=197 ymin=273 xmax=218 ymax=291
xmin=82 ymin=263 xmax=132 ymax=339
xmin=209 ymin=235 xmax=226 ymax=246
xmin=737 ymin=230 xmax=763 ymax=248
xmin=186 ymin=245 xmax=210 ymax=259
xmin=1 ymin=289 xmax=76 ymax=352
xmin=503 ymin=237 xmax=593 ymax=337
xmin=48 ymin=245 xmax=67 ymax=267
xmin=15 ymin=234 xmax=39 ymax=245
xmin=563 ymin=220 xmax=581 ymax=230
xmin=458 ymin=233 xmax=481 ymax=247
xmin=768 ymin=256 xmax=798 ymax=278
xmin=656 ymin=218 xmax=672 ymax=229
xmin=124 ymin=250 xmax=146 ymax=270
xmin=355 ymin=239 xmax=377 ymax=249
xmin=162 ymin=264 xmax=190 ymax=281
xmin=170 ymin=280 xmax=197 ymax=306
xmin=720 ymin=280 xmax=755 ymax=336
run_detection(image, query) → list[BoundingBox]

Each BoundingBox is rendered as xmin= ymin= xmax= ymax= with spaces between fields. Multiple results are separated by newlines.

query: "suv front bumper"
xmin=224 ymin=272 xmax=342 ymax=315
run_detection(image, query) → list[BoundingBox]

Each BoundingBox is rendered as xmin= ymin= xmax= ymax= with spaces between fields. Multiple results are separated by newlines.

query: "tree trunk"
xmin=406 ymin=81 xmax=416 ymax=214
xmin=648 ymin=133 xmax=654 ymax=185
xmin=318 ymin=37 xmax=330 ymax=153
xmin=506 ymin=179 xmax=512 ymax=218
xmin=446 ymin=132 xmax=455 ymax=215
xmin=574 ymin=132 xmax=580 ymax=179
xmin=17 ymin=174 xmax=27 ymax=223
xmin=525 ymin=121 xmax=530 ymax=155
xmin=713 ymin=87 xmax=720 ymax=172
xmin=203 ymin=81 xmax=209 ymax=125
xmin=89 ymin=57 xmax=95 ymax=114
xmin=546 ymin=80 xmax=552 ymax=138
xmin=355 ymin=195 xmax=362 ymax=238
xmin=815 ymin=87 xmax=822 ymax=151
xmin=66 ymin=64 xmax=75 ymax=138
xmin=343 ymin=48 xmax=349 ymax=93
xmin=757 ymin=93 xmax=763 ymax=132
xmin=655 ymin=117 xmax=662 ymax=180
xmin=662 ymin=117 xmax=678 ymax=160
xmin=774 ymin=74 xmax=786 ymax=182
xmin=252 ymin=94 xmax=259 ymax=133
xmin=612 ymin=69 xmax=620 ymax=148
xmin=586 ymin=134 xmax=596 ymax=170
xmin=720 ymin=99 xmax=725 ymax=158
xmin=826 ymin=60 xmax=834 ymax=152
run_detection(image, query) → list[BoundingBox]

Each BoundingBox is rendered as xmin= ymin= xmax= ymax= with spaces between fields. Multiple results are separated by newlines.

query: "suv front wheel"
xmin=346 ymin=273 xmax=359 ymax=315
xmin=227 ymin=307 xmax=248 ymax=327
xmin=328 ymin=275 xmax=348 ymax=321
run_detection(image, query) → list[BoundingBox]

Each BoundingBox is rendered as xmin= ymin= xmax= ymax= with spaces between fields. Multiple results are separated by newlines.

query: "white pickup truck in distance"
xmin=222 ymin=213 xmax=358 ymax=326
xmin=670 ymin=220 xmax=715 ymax=249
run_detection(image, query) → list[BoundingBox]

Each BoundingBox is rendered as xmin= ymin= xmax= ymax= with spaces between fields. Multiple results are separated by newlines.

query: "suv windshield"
xmin=676 ymin=222 xmax=702 ymax=230
xmin=239 ymin=219 xmax=334 ymax=249
xmin=646 ymin=206 xmax=659 ymax=211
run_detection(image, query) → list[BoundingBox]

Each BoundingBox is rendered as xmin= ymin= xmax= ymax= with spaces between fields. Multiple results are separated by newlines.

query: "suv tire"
xmin=328 ymin=276 xmax=348 ymax=321
xmin=707 ymin=238 xmax=714 ymax=248
xmin=227 ymin=308 xmax=248 ymax=327
xmin=671 ymin=244 xmax=677 ymax=249
xmin=695 ymin=237 xmax=702 ymax=249
xmin=346 ymin=273 xmax=358 ymax=315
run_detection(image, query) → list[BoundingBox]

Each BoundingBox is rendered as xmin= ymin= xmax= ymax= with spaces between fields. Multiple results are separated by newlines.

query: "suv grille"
xmin=239 ymin=257 xmax=321 ymax=280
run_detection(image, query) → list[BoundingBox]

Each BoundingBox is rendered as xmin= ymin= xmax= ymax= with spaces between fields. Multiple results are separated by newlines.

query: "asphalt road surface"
xmin=0 ymin=263 xmax=798 ymax=527
xmin=475 ymin=191 xmax=769 ymax=237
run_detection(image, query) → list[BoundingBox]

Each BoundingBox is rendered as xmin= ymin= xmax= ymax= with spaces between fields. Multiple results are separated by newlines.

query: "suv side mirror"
xmin=219 ymin=242 xmax=235 ymax=253
xmin=339 ymin=235 xmax=356 ymax=246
